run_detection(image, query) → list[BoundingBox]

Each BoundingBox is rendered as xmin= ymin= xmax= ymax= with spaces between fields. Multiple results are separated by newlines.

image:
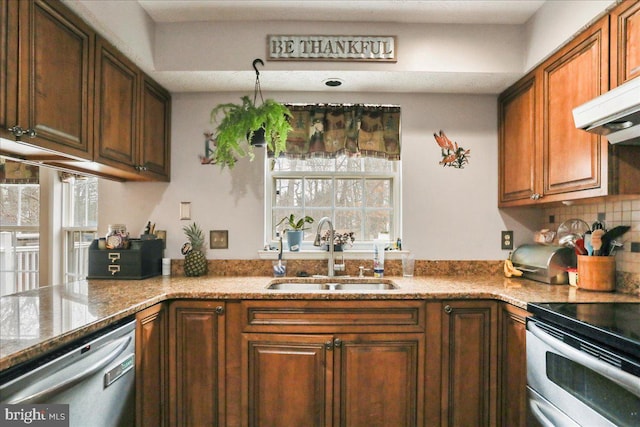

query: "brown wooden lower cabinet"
xmin=236 ymin=300 xmax=426 ymax=427
xmin=498 ymin=303 xmax=531 ymax=427
xmin=426 ymin=300 xmax=498 ymax=427
xmin=141 ymin=298 xmax=527 ymax=426
xmin=168 ymin=300 xmax=226 ymax=427
xmin=241 ymin=332 xmax=424 ymax=427
xmin=135 ymin=303 xmax=168 ymax=427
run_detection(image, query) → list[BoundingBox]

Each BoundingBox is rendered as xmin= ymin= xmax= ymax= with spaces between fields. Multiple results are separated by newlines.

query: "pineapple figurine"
xmin=181 ymin=222 xmax=208 ymax=277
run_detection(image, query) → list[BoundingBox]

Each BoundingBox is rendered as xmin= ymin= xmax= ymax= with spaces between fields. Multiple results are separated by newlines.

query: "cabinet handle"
xmin=334 ymin=338 xmax=342 ymax=348
xmin=325 ymin=340 xmax=333 ymax=350
xmin=215 ymin=306 xmax=224 ymax=315
xmin=530 ymin=193 xmax=543 ymax=200
xmin=444 ymin=304 xmax=453 ymax=314
xmin=8 ymin=126 xmax=37 ymax=138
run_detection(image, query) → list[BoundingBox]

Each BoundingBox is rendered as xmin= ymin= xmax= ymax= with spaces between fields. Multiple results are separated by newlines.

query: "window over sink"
xmin=265 ymin=155 xmax=401 ymax=250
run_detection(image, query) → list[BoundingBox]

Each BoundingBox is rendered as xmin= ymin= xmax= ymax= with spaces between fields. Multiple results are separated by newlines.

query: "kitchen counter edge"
xmin=1 ymin=274 xmax=638 ymax=372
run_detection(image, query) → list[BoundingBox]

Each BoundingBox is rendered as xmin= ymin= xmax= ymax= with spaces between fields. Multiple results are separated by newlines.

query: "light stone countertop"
xmin=1 ymin=274 xmax=638 ymax=372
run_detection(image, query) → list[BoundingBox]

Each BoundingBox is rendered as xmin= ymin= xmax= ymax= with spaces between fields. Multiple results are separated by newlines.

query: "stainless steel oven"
xmin=526 ymin=303 xmax=640 ymax=427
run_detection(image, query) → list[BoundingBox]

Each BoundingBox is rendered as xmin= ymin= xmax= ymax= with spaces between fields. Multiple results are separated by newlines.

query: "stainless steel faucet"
xmin=314 ymin=216 xmax=344 ymax=277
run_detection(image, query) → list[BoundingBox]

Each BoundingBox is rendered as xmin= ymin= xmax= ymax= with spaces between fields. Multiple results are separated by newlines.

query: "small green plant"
xmin=276 ymin=214 xmax=314 ymax=231
xmin=209 ymin=96 xmax=293 ymax=168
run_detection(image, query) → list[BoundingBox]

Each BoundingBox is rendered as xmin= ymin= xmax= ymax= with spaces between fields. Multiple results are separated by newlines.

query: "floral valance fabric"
xmin=272 ymin=104 xmax=400 ymax=160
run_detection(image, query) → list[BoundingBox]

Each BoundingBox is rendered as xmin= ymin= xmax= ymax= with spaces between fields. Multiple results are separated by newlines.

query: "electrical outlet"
xmin=631 ymin=242 xmax=640 ymax=253
xmin=501 ymin=231 xmax=514 ymax=250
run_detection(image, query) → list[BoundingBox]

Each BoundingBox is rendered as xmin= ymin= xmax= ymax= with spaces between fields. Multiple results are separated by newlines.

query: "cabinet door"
xmin=611 ymin=0 xmax=640 ymax=87
xmin=337 ymin=333 xmax=424 ymax=427
xmin=169 ymin=301 xmax=225 ymax=427
xmin=498 ymin=304 xmax=530 ymax=427
xmin=136 ymin=303 xmax=168 ymax=427
xmin=0 ymin=0 xmax=17 ymax=140
xmin=242 ymin=333 xmax=333 ymax=427
xmin=542 ymin=17 xmax=609 ymax=197
xmin=139 ymin=74 xmax=171 ymax=181
xmin=16 ymin=0 xmax=94 ymax=159
xmin=498 ymin=73 xmax=539 ymax=205
xmin=441 ymin=300 xmax=497 ymax=427
xmin=94 ymin=36 xmax=138 ymax=171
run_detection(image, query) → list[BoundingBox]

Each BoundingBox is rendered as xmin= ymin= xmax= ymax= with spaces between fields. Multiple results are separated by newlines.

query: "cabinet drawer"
xmin=241 ymin=300 xmax=425 ymax=333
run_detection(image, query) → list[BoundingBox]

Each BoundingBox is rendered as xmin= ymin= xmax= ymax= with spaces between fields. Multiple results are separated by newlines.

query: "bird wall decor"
xmin=433 ymin=130 xmax=470 ymax=169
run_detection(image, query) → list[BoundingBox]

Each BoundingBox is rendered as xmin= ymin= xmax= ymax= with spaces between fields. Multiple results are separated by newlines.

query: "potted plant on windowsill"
xmin=320 ymin=230 xmax=355 ymax=251
xmin=208 ymin=59 xmax=292 ymax=168
xmin=276 ymin=214 xmax=314 ymax=252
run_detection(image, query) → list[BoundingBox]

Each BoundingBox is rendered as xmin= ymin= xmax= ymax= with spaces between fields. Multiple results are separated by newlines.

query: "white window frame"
xmin=61 ymin=177 xmax=97 ymax=283
xmin=264 ymin=156 xmax=402 ymax=253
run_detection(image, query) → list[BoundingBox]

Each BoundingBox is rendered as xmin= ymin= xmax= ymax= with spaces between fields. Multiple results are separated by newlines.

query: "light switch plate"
xmin=180 ymin=202 xmax=191 ymax=220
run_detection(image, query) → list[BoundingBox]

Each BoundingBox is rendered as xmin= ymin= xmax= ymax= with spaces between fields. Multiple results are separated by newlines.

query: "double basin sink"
xmin=267 ymin=278 xmax=399 ymax=291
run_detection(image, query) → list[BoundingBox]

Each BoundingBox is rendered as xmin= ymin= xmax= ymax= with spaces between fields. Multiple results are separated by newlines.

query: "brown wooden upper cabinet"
xmin=7 ymin=0 xmax=94 ymax=160
xmin=498 ymin=73 xmax=538 ymax=204
xmin=1 ymin=0 xmax=171 ymax=181
xmin=0 ymin=0 xmax=14 ymax=141
xmin=499 ymin=6 xmax=640 ymax=207
xmin=139 ymin=74 xmax=171 ymax=181
xmin=611 ymin=0 xmax=640 ymax=87
xmin=94 ymin=37 xmax=171 ymax=181
xmin=541 ymin=17 xmax=609 ymax=200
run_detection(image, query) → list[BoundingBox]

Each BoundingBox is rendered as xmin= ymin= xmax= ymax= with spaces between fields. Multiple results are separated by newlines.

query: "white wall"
xmin=99 ymin=91 xmax=538 ymax=260
xmin=523 ymin=0 xmax=614 ymax=71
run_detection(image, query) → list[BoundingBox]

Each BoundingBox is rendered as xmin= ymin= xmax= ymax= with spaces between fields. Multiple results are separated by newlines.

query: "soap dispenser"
xmin=373 ymin=239 xmax=385 ymax=277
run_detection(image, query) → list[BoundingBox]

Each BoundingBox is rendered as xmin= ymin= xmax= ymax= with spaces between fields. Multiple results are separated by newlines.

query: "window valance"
xmin=271 ymin=104 xmax=400 ymax=160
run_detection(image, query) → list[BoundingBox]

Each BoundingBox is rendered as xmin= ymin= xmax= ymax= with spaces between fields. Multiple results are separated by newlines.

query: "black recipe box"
xmin=88 ymin=238 xmax=164 ymax=279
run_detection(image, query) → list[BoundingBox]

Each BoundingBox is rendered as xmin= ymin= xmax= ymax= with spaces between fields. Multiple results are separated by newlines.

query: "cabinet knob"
xmin=325 ymin=340 xmax=334 ymax=350
xmin=135 ymin=164 xmax=148 ymax=172
xmin=215 ymin=305 xmax=224 ymax=315
xmin=529 ymin=193 xmax=543 ymax=200
xmin=334 ymin=338 xmax=342 ymax=348
xmin=8 ymin=126 xmax=37 ymax=138
xmin=444 ymin=305 xmax=453 ymax=314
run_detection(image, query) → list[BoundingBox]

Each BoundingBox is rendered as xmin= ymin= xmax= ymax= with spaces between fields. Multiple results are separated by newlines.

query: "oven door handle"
xmin=528 ymin=387 xmax=581 ymax=427
xmin=528 ymin=321 xmax=640 ymax=397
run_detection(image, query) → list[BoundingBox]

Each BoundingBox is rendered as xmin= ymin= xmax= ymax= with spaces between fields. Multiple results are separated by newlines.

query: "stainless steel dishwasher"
xmin=0 ymin=318 xmax=136 ymax=427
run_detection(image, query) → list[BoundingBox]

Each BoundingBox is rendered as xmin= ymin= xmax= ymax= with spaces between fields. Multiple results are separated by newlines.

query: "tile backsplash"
xmin=541 ymin=197 xmax=640 ymax=294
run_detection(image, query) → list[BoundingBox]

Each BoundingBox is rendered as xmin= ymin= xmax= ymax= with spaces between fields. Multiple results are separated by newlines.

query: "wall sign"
xmin=267 ymin=35 xmax=397 ymax=62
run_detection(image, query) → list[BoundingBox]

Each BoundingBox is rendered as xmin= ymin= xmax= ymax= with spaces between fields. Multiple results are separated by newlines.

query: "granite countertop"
xmin=1 ymin=274 xmax=638 ymax=372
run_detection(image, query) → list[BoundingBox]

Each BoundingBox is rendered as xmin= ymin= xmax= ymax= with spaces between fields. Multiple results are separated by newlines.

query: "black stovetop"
xmin=527 ymin=302 xmax=640 ymax=359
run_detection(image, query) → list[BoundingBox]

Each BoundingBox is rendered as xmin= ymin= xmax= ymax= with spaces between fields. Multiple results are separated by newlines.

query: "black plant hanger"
xmin=250 ymin=58 xmax=266 ymax=147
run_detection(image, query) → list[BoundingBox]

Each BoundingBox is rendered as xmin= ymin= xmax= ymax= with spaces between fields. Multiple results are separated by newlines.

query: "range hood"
xmin=572 ymin=77 xmax=640 ymax=145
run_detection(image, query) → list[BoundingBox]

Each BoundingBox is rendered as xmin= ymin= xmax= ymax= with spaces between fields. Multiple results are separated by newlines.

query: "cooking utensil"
xmin=609 ymin=240 xmax=624 ymax=257
xmin=575 ymin=238 xmax=587 ymax=255
xmin=584 ymin=232 xmax=593 ymax=255
xmin=558 ymin=233 xmax=581 ymax=251
xmin=591 ymin=229 xmax=605 ymax=255
xmin=600 ymin=225 xmax=630 ymax=256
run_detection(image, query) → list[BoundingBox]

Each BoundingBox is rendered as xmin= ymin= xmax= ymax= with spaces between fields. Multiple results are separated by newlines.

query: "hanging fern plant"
xmin=208 ymin=59 xmax=292 ymax=169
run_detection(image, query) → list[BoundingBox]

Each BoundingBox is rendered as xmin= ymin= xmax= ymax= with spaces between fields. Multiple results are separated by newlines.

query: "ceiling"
xmin=138 ymin=0 xmax=546 ymax=25
xmin=77 ymin=1 xmax=554 ymax=94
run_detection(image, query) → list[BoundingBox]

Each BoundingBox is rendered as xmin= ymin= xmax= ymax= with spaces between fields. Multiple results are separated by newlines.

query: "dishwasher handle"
xmin=8 ymin=334 xmax=132 ymax=404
